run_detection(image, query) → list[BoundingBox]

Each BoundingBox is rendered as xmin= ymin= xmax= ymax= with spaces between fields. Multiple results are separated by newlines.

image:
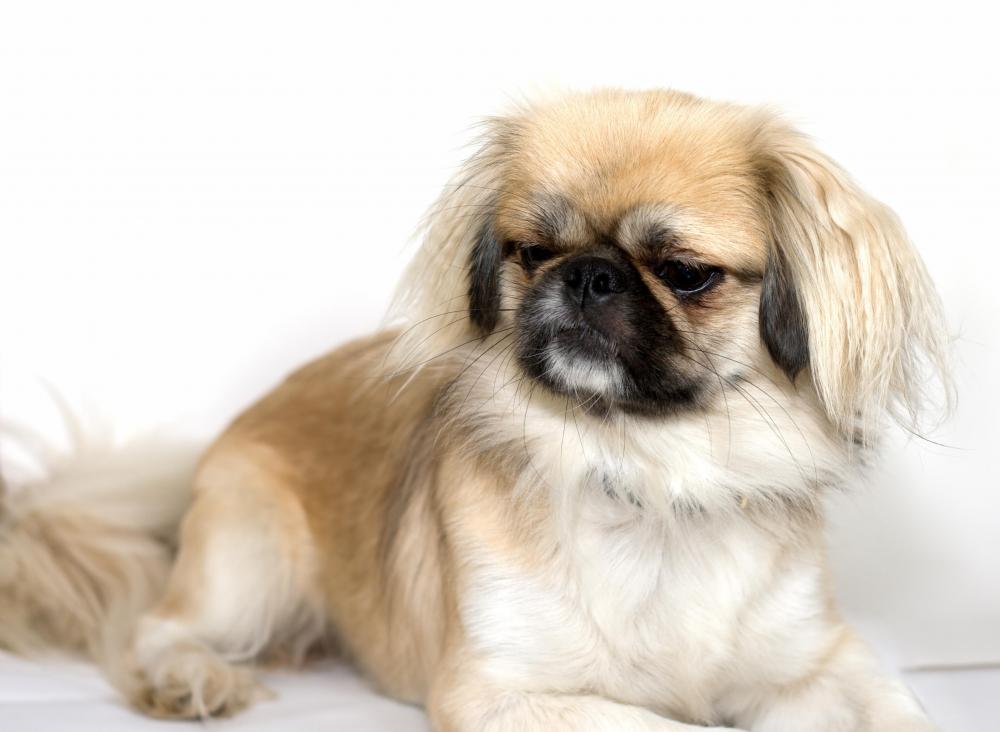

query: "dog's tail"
xmin=0 ymin=425 xmax=199 ymax=664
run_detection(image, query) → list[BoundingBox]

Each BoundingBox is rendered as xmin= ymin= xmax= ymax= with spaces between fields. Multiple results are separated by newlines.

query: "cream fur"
xmin=0 ymin=89 xmax=948 ymax=731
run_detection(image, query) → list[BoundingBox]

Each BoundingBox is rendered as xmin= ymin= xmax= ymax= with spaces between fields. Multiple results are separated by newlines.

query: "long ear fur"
xmin=755 ymin=120 xmax=952 ymax=445
xmin=759 ymin=244 xmax=809 ymax=379
xmin=467 ymin=219 xmax=503 ymax=334
xmin=385 ymin=119 xmax=516 ymax=375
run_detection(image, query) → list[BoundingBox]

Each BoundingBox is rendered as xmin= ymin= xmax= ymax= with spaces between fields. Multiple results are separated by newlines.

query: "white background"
xmin=1 ymin=0 xmax=997 ymax=677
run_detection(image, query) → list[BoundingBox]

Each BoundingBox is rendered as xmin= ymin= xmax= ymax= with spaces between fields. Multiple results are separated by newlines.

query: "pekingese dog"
xmin=1 ymin=89 xmax=950 ymax=730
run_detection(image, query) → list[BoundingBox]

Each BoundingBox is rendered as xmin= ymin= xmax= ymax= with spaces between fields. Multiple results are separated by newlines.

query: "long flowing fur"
xmin=389 ymin=93 xmax=952 ymax=449
xmin=0 ymin=427 xmax=198 ymax=666
xmin=753 ymin=120 xmax=953 ymax=444
xmin=0 ymin=89 xmax=951 ymax=729
xmin=385 ymin=121 xmax=516 ymax=376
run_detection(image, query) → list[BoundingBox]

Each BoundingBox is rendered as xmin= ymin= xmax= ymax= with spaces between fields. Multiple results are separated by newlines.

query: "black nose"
xmin=562 ymin=255 xmax=628 ymax=308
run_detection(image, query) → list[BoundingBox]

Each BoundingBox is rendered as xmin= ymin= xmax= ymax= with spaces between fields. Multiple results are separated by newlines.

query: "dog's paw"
xmin=129 ymin=644 xmax=261 ymax=719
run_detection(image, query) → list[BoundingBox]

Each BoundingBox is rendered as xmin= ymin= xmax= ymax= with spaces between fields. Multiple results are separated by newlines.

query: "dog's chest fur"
xmin=457 ymin=462 xmax=834 ymax=723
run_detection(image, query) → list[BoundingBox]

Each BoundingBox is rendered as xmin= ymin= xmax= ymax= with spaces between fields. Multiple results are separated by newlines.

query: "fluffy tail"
xmin=0 ymin=427 xmax=199 ymax=663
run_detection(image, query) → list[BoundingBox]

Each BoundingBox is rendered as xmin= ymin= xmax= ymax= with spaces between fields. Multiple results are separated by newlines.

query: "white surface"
xmin=0 ymin=0 xmax=998 ymax=720
xmin=905 ymin=667 xmax=1000 ymax=732
xmin=0 ymin=652 xmax=429 ymax=731
xmin=0 ymin=651 xmax=996 ymax=731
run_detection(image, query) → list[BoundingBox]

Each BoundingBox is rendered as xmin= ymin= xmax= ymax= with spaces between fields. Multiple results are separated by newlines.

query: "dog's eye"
xmin=519 ymin=243 xmax=557 ymax=271
xmin=657 ymin=260 xmax=721 ymax=294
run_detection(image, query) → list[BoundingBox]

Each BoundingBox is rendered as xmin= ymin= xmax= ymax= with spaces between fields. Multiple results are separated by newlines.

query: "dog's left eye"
xmin=657 ymin=260 xmax=721 ymax=294
xmin=519 ymin=244 xmax=557 ymax=270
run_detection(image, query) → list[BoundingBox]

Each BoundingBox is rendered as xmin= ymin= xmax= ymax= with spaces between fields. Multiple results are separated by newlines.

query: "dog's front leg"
xmin=725 ymin=630 xmax=935 ymax=732
xmin=428 ymin=665 xmax=744 ymax=732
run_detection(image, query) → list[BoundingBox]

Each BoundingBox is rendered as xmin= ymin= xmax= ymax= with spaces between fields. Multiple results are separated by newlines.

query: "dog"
xmin=0 ymin=88 xmax=950 ymax=730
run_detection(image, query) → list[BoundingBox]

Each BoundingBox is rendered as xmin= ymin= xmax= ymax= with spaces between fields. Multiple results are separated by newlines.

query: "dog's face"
xmin=496 ymin=123 xmax=771 ymax=417
xmin=397 ymin=89 xmax=947 ymax=451
xmin=472 ymin=93 xmax=793 ymax=418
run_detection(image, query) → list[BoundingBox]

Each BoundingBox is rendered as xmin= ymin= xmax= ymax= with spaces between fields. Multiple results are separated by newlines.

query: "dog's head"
xmin=393 ymin=89 xmax=949 ymax=451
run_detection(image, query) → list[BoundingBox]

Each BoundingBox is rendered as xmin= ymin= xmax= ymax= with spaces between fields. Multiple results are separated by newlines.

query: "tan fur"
xmin=0 ymin=435 xmax=195 ymax=663
xmin=1 ymin=89 xmax=948 ymax=730
xmin=0 ymin=510 xmax=170 ymax=656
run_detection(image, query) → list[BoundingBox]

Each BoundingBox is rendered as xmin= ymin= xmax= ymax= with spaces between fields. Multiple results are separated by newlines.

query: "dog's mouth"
xmin=517 ymin=321 xmax=627 ymax=401
xmin=516 ymin=314 xmax=705 ymax=417
xmin=513 ymin=278 xmax=706 ymax=415
xmin=549 ymin=324 xmax=620 ymax=362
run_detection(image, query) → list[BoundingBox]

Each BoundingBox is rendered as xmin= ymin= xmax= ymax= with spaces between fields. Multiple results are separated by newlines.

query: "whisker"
xmin=450 ymin=333 xmax=518 ymax=412
xmin=384 ymin=326 xmax=516 ymax=379
xmin=676 ymin=346 xmax=809 ymax=484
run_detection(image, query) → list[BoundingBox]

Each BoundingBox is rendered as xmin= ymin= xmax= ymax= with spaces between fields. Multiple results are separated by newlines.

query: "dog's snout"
xmin=562 ymin=256 xmax=628 ymax=308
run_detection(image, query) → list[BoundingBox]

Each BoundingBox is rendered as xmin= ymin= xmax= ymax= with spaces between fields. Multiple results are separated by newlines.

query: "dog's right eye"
xmin=518 ymin=244 xmax=557 ymax=271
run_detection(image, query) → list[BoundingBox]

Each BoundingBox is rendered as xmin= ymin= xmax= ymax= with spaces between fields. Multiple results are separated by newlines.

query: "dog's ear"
xmin=759 ymin=246 xmax=808 ymax=381
xmin=468 ymin=220 xmax=502 ymax=334
xmin=384 ymin=118 xmax=518 ymax=373
xmin=755 ymin=119 xmax=950 ymax=443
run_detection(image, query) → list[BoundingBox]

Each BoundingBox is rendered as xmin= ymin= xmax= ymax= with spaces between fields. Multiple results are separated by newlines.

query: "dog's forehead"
xmin=496 ymin=93 xmax=768 ymax=268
